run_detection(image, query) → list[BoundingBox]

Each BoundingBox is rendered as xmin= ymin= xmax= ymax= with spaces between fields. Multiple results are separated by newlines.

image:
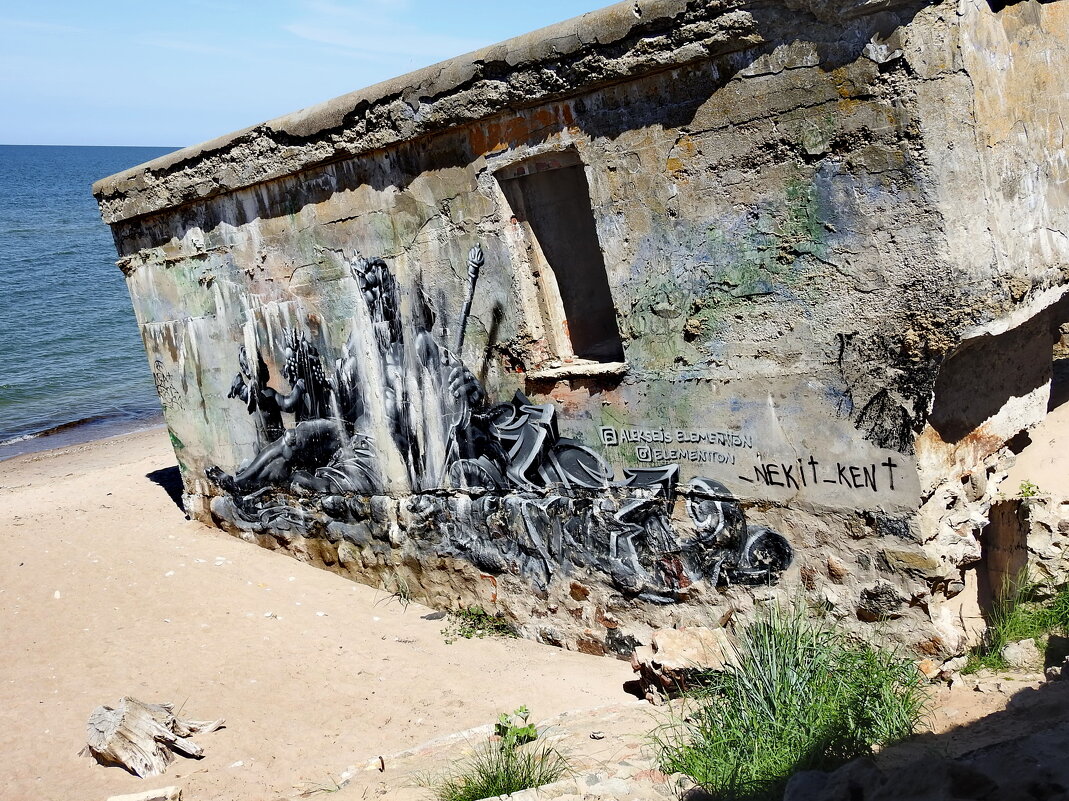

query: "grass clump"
xmin=377 ymin=572 xmax=412 ymax=611
xmin=653 ymin=607 xmax=927 ymax=801
xmin=442 ymin=606 xmax=517 ymax=643
xmin=296 ymin=775 xmax=345 ymax=796
xmin=964 ymin=576 xmax=1069 ymax=673
xmin=427 ymin=707 xmax=569 ymax=801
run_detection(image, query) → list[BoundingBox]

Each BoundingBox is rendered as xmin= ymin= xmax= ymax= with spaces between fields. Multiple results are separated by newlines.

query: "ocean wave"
xmin=0 ymin=414 xmax=110 ymax=446
xmin=0 ymin=431 xmax=42 ymax=447
xmin=0 ymin=410 xmax=165 ymax=460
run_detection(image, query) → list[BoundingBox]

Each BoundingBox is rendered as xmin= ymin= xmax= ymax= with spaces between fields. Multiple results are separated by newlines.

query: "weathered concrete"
xmin=96 ymin=0 xmax=1069 ymax=657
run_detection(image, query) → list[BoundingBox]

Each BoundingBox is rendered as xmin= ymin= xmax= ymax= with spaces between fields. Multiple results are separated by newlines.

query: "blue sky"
xmin=0 ymin=1 xmax=611 ymax=147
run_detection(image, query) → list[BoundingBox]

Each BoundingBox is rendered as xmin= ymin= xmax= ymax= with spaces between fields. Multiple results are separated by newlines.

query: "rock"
xmin=956 ymin=673 xmax=980 ymax=690
xmin=631 ymin=627 xmax=738 ymax=697
xmin=781 ymin=755 xmax=998 ymax=800
xmin=882 ymin=545 xmax=943 ymax=579
xmin=1045 ymin=655 xmax=1069 ymax=681
xmin=502 ymin=788 xmax=540 ymax=801
xmin=938 ymin=655 xmax=968 ymax=681
xmin=1001 ymin=638 xmax=1042 ymax=669
xmin=681 ymin=786 xmax=717 ymax=800
xmin=783 ymin=769 xmax=830 ymax=800
xmin=587 ymin=777 xmax=632 ymax=796
xmin=569 ymin=582 xmax=590 ymax=601
xmin=634 ymin=768 xmax=670 ymax=784
xmin=917 ymin=658 xmax=941 ymax=681
xmin=336 ymin=539 xmax=362 ymax=568
xmin=857 ymin=584 xmax=905 ymax=622
xmin=826 ymin=555 xmax=850 ymax=583
xmin=943 ymin=578 xmax=967 ymax=598
xmin=961 ymin=720 xmax=1069 ymax=797
xmin=106 ymin=789 xmax=181 ymax=801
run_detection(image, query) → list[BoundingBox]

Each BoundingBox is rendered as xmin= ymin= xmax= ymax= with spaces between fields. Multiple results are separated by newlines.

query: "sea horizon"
xmin=0 ymin=144 xmax=179 ymax=460
xmin=0 ymin=142 xmax=183 ymax=149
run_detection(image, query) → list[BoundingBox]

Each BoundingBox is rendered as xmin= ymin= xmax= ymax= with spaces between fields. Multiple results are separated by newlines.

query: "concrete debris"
xmin=785 ymin=721 xmax=1069 ymax=801
xmin=631 ymin=627 xmax=738 ymax=697
xmin=1000 ymin=638 xmax=1043 ymax=670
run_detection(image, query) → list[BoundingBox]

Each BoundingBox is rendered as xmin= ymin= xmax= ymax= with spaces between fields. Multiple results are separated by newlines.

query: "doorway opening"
xmin=497 ymin=151 xmax=624 ymax=363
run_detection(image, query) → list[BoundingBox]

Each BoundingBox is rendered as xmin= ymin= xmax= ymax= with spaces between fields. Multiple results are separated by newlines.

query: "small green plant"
xmin=495 ymin=706 xmax=538 ymax=749
xmin=1019 ymin=480 xmax=1042 ymax=498
xmin=425 ymin=707 xmax=570 ymax=801
xmin=378 ymin=572 xmax=412 ymax=611
xmin=442 ymin=606 xmax=516 ymax=643
xmin=964 ymin=574 xmax=1069 ymax=673
xmin=296 ymin=775 xmax=345 ymax=796
xmin=652 ymin=606 xmax=927 ymax=801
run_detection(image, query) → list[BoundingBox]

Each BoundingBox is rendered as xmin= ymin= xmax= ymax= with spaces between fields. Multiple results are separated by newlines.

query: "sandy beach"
xmin=0 ymin=427 xmax=634 ymax=801
xmin=5 ymin=421 xmax=1069 ymax=801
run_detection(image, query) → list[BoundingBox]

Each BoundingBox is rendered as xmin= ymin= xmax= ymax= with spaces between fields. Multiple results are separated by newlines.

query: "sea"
xmin=0 ymin=145 xmax=179 ymax=460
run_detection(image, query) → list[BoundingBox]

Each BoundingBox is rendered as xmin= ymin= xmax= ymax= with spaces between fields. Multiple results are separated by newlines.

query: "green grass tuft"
xmin=430 ymin=742 xmax=570 ymax=801
xmin=425 ymin=707 xmax=568 ymax=801
xmin=963 ymin=576 xmax=1069 ymax=673
xmin=1018 ymin=479 xmax=1041 ymax=498
xmin=652 ymin=607 xmax=927 ymax=801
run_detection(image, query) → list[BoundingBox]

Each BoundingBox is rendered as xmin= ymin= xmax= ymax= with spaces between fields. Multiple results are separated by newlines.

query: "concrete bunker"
xmin=93 ymin=0 xmax=1069 ymax=660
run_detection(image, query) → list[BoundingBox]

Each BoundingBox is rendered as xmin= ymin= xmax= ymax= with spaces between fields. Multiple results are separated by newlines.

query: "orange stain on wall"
xmin=467 ymin=103 xmax=577 ymax=156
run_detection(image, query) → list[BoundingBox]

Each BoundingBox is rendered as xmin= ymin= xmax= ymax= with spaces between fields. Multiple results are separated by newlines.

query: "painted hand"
xmin=448 ymin=363 xmax=484 ymax=406
xmin=227 ymin=373 xmax=246 ymax=399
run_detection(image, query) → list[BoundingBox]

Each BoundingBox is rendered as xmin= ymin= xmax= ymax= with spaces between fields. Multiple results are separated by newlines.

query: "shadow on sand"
xmin=146 ymin=465 xmax=185 ymax=514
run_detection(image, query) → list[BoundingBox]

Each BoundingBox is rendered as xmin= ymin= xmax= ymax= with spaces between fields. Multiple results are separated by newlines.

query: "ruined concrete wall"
xmin=903 ymin=0 xmax=1069 ymax=646
xmin=96 ymin=0 xmax=1068 ymax=658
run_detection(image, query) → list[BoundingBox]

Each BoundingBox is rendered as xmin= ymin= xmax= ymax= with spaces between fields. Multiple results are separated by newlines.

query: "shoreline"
xmin=0 ymin=410 xmax=165 ymax=462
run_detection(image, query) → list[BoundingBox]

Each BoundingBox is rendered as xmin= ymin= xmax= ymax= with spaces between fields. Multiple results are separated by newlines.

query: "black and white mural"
xmin=206 ymin=244 xmax=792 ymax=602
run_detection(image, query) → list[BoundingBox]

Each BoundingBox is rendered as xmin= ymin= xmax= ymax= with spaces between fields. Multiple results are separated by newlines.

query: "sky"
xmin=0 ymin=0 xmax=612 ymax=147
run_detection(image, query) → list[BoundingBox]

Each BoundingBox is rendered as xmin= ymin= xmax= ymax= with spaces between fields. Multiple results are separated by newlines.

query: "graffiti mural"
xmin=206 ymin=244 xmax=792 ymax=602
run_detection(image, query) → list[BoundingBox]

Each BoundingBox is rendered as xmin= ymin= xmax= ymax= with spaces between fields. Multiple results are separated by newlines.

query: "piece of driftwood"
xmin=80 ymin=697 xmax=224 ymax=778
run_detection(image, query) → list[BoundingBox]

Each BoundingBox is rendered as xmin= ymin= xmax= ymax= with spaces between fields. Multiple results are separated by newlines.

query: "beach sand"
xmin=0 ymin=428 xmax=634 ymax=801
xmin=5 ymin=417 xmax=1069 ymax=801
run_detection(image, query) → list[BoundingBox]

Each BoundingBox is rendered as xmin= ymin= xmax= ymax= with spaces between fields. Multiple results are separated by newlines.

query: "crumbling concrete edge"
xmin=92 ymin=0 xmax=931 ymax=225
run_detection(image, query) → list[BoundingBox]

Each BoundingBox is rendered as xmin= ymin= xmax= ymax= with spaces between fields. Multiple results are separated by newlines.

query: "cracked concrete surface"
xmin=95 ymin=0 xmax=1069 ymax=658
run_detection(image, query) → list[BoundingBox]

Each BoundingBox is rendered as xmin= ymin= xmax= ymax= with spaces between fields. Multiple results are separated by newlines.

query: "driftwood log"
xmin=80 ymin=697 xmax=224 ymax=778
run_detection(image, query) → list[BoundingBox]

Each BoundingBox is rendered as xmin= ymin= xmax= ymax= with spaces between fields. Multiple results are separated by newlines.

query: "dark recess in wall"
xmin=928 ymin=307 xmax=1061 ymax=443
xmin=498 ymin=159 xmax=625 ymax=362
xmin=986 ymin=0 xmax=1057 ymax=14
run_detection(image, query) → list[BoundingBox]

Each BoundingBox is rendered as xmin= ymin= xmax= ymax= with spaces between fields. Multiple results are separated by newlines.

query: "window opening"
xmin=497 ymin=153 xmax=625 ymax=363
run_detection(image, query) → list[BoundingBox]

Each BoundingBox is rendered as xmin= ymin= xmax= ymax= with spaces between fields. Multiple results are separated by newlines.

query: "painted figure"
xmin=206 ymin=243 xmax=793 ymax=598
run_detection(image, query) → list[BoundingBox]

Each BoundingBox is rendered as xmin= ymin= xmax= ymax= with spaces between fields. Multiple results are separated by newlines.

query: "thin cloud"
xmin=283 ymin=23 xmax=483 ymax=61
xmin=301 ymin=0 xmax=414 ymax=19
xmin=282 ymin=1 xmax=486 ymax=64
xmin=138 ymin=37 xmax=237 ymax=57
xmin=0 ymin=17 xmax=86 ymax=35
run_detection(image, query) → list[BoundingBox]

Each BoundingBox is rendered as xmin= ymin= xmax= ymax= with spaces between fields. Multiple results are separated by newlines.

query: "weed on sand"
xmin=425 ymin=707 xmax=569 ymax=801
xmin=965 ymin=576 xmax=1069 ymax=673
xmin=652 ymin=607 xmax=927 ymax=801
xmin=442 ymin=606 xmax=517 ymax=643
